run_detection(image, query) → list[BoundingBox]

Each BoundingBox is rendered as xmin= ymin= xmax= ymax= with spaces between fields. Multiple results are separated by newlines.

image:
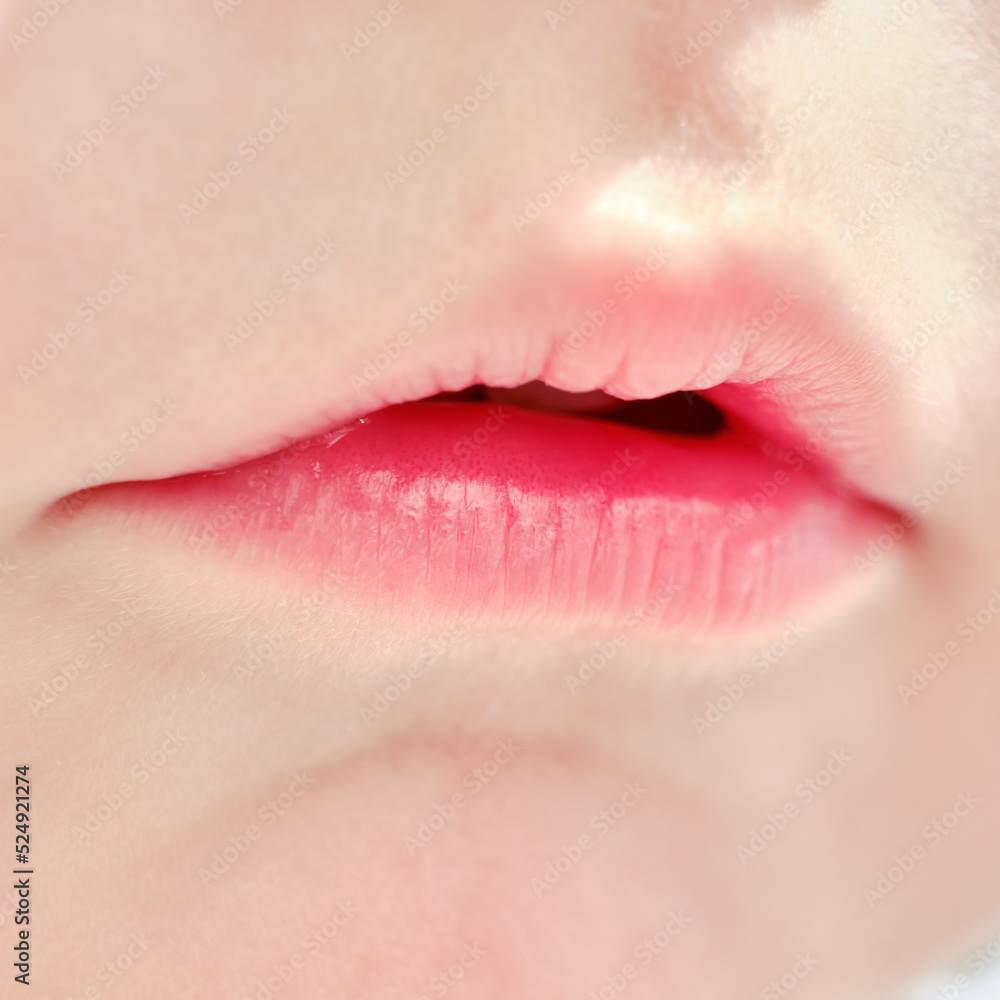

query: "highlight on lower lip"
xmin=80 ymin=399 xmax=892 ymax=642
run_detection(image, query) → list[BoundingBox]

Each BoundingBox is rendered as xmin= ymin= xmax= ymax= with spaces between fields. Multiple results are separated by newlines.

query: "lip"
xmin=80 ymin=398 xmax=888 ymax=640
xmin=338 ymin=245 xmax=929 ymax=511
xmin=55 ymin=241 xmax=917 ymax=643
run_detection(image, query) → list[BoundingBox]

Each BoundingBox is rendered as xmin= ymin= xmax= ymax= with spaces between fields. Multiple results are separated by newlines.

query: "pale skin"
xmin=3 ymin=1 xmax=1000 ymax=997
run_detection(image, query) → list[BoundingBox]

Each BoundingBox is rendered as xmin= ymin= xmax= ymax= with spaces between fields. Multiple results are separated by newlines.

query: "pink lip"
xmin=60 ymin=245 xmax=917 ymax=642
xmin=87 ymin=400 xmax=889 ymax=639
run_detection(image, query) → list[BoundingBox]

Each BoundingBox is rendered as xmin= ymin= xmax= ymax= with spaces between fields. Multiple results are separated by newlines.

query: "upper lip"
xmin=295 ymin=241 xmax=933 ymax=514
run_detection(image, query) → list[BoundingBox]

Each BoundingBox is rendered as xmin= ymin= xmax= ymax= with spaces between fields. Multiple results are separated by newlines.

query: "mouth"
xmin=58 ymin=244 xmax=915 ymax=644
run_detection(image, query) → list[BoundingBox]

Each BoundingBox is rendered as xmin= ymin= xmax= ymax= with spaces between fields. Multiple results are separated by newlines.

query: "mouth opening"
xmin=425 ymin=382 xmax=728 ymax=437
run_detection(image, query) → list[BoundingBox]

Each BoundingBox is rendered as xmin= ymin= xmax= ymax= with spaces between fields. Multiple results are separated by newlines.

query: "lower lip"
xmin=77 ymin=401 xmax=890 ymax=641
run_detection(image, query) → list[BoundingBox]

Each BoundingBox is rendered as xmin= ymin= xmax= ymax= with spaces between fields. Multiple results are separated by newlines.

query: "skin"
xmin=3 ymin=0 xmax=1000 ymax=996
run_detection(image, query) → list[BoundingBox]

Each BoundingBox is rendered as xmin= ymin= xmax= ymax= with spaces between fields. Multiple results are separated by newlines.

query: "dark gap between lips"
xmin=425 ymin=382 xmax=727 ymax=437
